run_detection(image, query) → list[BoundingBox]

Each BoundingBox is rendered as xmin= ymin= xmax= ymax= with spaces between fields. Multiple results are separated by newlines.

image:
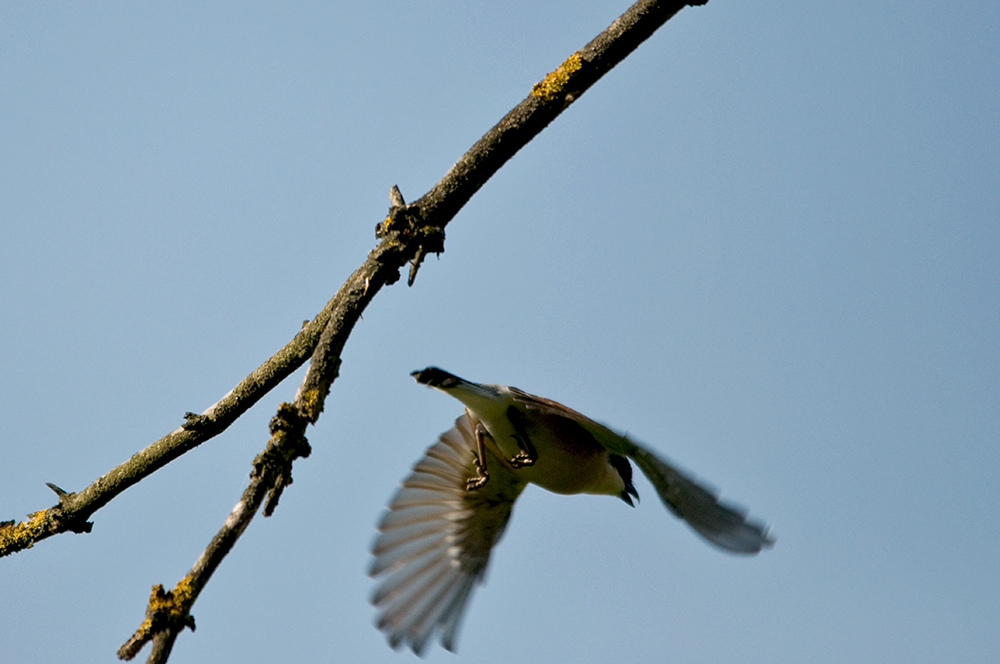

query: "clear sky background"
xmin=2 ymin=2 xmax=997 ymax=663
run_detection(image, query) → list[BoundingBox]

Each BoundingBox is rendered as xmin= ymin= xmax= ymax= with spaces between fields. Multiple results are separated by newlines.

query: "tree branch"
xmin=2 ymin=278 xmax=349 ymax=556
xmin=0 ymin=0 xmax=709 ymax=659
xmin=412 ymin=0 xmax=706 ymax=224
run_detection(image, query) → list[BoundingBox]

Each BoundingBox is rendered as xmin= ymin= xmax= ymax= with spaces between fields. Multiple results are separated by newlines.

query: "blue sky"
xmin=2 ymin=2 xmax=997 ymax=662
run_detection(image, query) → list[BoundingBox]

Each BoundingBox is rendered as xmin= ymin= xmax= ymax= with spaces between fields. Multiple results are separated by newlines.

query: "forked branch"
xmin=0 ymin=2 xmax=709 ymax=661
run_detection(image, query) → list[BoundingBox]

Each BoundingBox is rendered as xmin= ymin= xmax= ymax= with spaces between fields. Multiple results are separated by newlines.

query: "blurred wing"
xmin=626 ymin=441 xmax=775 ymax=554
xmin=509 ymin=387 xmax=774 ymax=553
xmin=370 ymin=411 xmax=526 ymax=654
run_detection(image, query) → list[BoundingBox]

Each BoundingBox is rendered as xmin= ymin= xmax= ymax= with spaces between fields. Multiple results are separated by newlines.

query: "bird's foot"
xmin=508 ymin=451 xmax=536 ymax=469
xmin=465 ymin=456 xmax=489 ymax=491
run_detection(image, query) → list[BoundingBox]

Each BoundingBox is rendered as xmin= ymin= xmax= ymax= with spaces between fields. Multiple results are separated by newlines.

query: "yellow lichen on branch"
xmin=0 ymin=510 xmax=49 ymax=555
xmin=300 ymin=388 xmax=323 ymax=422
xmin=531 ymin=52 xmax=584 ymax=101
xmin=117 ymin=579 xmax=198 ymax=660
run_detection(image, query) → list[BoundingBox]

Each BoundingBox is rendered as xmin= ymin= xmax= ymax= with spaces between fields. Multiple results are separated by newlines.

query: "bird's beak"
xmin=620 ymin=481 xmax=639 ymax=507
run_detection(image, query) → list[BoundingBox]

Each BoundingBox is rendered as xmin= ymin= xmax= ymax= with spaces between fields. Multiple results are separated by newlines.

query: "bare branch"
xmin=412 ymin=0 xmax=707 ymax=224
xmin=2 ymin=283 xmax=343 ymax=556
xmin=1 ymin=0 xmax=710 ymax=659
xmin=118 ymin=404 xmax=308 ymax=661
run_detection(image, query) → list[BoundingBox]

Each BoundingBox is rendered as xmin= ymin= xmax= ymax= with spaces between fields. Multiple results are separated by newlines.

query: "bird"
xmin=369 ymin=367 xmax=774 ymax=655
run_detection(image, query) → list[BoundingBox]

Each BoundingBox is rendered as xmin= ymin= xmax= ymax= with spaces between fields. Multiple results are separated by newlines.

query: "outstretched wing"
xmin=624 ymin=441 xmax=775 ymax=554
xmin=509 ymin=388 xmax=774 ymax=553
xmin=370 ymin=411 xmax=527 ymax=654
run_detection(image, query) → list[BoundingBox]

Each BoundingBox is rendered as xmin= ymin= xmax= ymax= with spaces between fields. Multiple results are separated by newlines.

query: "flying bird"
xmin=369 ymin=367 xmax=774 ymax=654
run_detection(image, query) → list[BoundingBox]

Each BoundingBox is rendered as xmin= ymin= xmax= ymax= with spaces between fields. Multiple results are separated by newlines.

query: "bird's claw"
xmin=508 ymin=452 xmax=536 ymax=469
xmin=466 ymin=456 xmax=489 ymax=491
xmin=465 ymin=474 xmax=489 ymax=491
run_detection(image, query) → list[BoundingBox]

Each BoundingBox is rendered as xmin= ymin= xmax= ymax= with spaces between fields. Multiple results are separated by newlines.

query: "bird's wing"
xmin=622 ymin=439 xmax=774 ymax=554
xmin=500 ymin=387 xmax=773 ymax=553
xmin=370 ymin=410 xmax=527 ymax=655
xmin=510 ymin=388 xmax=774 ymax=553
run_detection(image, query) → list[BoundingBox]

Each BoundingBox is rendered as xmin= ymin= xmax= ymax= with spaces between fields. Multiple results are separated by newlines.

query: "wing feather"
xmin=513 ymin=388 xmax=774 ymax=554
xmin=370 ymin=411 xmax=526 ymax=654
xmin=626 ymin=441 xmax=774 ymax=554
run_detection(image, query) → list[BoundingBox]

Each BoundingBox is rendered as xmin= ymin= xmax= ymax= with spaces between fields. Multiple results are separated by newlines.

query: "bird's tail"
xmin=411 ymin=367 xmax=466 ymax=389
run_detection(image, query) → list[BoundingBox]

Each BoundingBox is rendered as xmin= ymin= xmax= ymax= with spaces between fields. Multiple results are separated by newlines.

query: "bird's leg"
xmin=466 ymin=423 xmax=492 ymax=491
xmin=505 ymin=406 xmax=537 ymax=469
